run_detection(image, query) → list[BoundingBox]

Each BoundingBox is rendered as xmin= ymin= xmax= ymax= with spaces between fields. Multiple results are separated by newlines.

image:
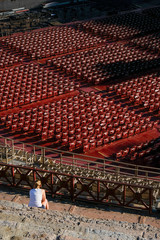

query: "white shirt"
xmin=28 ymin=188 xmax=42 ymax=207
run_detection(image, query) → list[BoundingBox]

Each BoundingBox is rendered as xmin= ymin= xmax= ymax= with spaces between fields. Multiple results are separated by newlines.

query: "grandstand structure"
xmin=0 ymin=5 xmax=160 ymax=213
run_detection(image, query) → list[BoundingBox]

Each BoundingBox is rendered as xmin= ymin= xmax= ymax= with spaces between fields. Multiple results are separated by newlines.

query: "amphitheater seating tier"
xmin=0 ymin=8 xmax=159 ymax=164
xmin=0 ymin=26 xmax=105 ymax=60
xmin=108 ymin=72 xmax=160 ymax=114
xmin=47 ymin=44 xmax=160 ymax=84
xmin=0 ymin=91 xmax=158 ymax=153
xmin=114 ymin=137 xmax=160 ymax=167
xmin=77 ymin=11 xmax=160 ymax=40
xmin=0 ymin=63 xmax=79 ymax=110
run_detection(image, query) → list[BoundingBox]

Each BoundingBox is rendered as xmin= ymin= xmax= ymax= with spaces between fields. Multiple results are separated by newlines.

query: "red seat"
xmin=128 ymin=129 xmax=135 ymax=136
xmin=89 ymin=141 xmax=96 ymax=150
xmin=76 ymin=140 xmax=82 ymax=148
xmin=69 ymin=141 xmax=76 ymax=151
xmin=135 ymin=127 xmax=141 ymax=134
xmin=147 ymin=122 xmax=154 ymax=129
xmin=122 ymin=130 xmax=129 ymax=138
xmin=97 ymin=138 xmax=103 ymax=147
xmin=103 ymin=137 xmax=110 ymax=144
xmin=61 ymin=138 xmax=68 ymax=145
xmin=55 ymin=133 xmax=62 ymax=141
xmin=48 ymin=129 xmax=54 ymax=138
xmin=41 ymin=131 xmax=48 ymax=141
xmin=116 ymin=133 xmax=122 ymax=140
xmin=11 ymin=124 xmax=18 ymax=131
xmin=83 ymin=144 xmax=89 ymax=153
xmin=110 ymin=135 xmax=116 ymax=142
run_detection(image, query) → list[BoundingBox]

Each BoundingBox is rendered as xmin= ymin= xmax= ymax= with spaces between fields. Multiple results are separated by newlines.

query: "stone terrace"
xmin=0 ymin=185 xmax=160 ymax=240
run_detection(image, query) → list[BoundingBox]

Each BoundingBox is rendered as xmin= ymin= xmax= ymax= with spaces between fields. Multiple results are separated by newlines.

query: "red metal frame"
xmin=0 ymin=162 xmax=153 ymax=214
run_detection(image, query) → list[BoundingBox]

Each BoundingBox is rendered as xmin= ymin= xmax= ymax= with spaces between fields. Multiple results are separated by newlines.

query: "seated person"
xmin=28 ymin=180 xmax=49 ymax=209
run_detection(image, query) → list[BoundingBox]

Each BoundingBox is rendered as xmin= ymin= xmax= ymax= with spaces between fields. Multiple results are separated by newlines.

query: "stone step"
xmin=0 ymin=185 xmax=160 ymax=240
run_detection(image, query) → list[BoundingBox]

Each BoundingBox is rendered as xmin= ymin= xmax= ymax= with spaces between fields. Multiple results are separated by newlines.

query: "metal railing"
xmin=0 ymin=162 xmax=154 ymax=214
xmin=0 ymin=135 xmax=160 ymax=181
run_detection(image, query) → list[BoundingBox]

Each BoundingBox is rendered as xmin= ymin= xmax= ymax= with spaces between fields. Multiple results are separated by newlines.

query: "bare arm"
xmin=41 ymin=189 xmax=49 ymax=209
xmin=41 ymin=189 xmax=46 ymax=203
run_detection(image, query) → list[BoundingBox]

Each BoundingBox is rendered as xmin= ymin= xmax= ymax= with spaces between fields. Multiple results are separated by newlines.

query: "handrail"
xmin=0 ymin=161 xmax=155 ymax=188
xmin=0 ymin=162 xmax=154 ymax=214
xmin=0 ymin=135 xmax=160 ymax=181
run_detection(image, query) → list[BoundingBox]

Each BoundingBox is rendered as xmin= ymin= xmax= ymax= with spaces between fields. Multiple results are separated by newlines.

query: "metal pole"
xmin=72 ymin=155 xmax=74 ymax=169
xmin=123 ymin=185 xmax=126 ymax=206
xmin=72 ymin=154 xmax=75 ymax=168
xmin=71 ymin=176 xmax=74 ymax=201
xmin=5 ymin=138 xmax=8 ymax=164
xmin=23 ymin=143 xmax=25 ymax=159
xmin=145 ymin=171 xmax=148 ymax=180
xmin=42 ymin=148 xmax=45 ymax=167
xmin=12 ymin=140 xmax=14 ymax=163
xmin=116 ymin=167 xmax=120 ymax=176
xmin=97 ymin=180 xmax=100 ymax=201
xmin=26 ymin=152 xmax=28 ymax=165
xmin=149 ymin=188 xmax=152 ymax=215
xmin=33 ymin=145 xmax=36 ymax=163
xmin=135 ymin=166 xmax=138 ymax=177
xmin=60 ymin=153 xmax=62 ymax=165
xmin=103 ymin=160 xmax=105 ymax=175
xmin=11 ymin=166 xmax=15 ymax=186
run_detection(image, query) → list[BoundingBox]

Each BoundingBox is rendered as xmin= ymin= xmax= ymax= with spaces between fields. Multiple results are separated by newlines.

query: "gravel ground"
xmin=0 ymin=200 xmax=160 ymax=240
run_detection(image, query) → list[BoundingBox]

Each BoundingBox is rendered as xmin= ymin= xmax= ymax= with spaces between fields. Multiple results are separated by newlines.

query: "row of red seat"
xmin=82 ymin=121 xmax=158 ymax=153
xmin=47 ymin=44 xmax=160 ymax=84
xmin=0 ymin=63 xmax=79 ymax=110
xmin=0 ymin=47 xmax=23 ymax=68
xmin=129 ymin=33 xmax=160 ymax=53
xmin=115 ymin=137 xmax=160 ymax=166
xmin=0 ymin=26 xmax=105 ymax=59
xmin=77 ymin=11 xmax=160 ymax=40
xmin=0 ymin=92 xmax=157 ymax=152
xmin=108 ymin=72 xmax=160 ymax=113
xmin=0 ymin=15 xmax=159 ymax=156
xmin=143 ymin=6 xmax=160 ymax=18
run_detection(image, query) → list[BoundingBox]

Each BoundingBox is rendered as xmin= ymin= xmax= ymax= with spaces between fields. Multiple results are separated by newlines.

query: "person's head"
xmin=34 ymin=180 xmax=42 ymax=189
